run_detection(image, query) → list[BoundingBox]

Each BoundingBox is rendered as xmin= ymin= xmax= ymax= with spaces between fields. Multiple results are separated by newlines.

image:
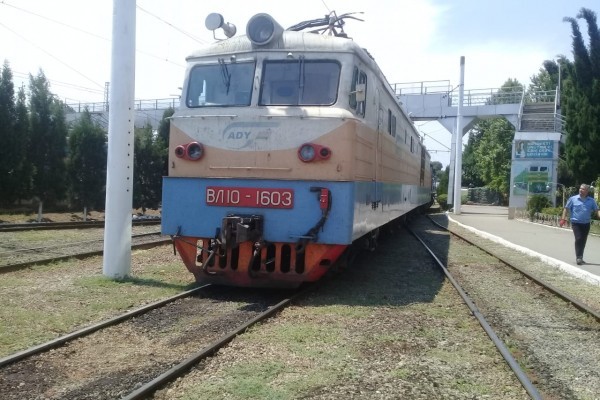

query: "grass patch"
xmin=180 ymin=360 xmax=337 ymax=400
xmin=0 ymin=247 xmax=193 ymax=357
xmin=305 ymin=304 xmax=372 ymax=318
xmin=244 ymin=321 xmax=346 ymax=357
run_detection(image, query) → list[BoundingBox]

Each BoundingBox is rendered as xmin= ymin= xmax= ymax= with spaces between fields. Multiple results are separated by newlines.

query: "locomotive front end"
xmin=161 ymin=13 xmax=356 ymax=287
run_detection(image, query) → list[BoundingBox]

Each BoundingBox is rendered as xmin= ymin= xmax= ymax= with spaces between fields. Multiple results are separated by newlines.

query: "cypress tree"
xmin=67 ymin=108 xmax=107 ymax=213
xmin=562 ymin=8 xmax=600 ymax=184
xmin=28 ymin=70 xmax=68 ymax=213
xmin=0 ymin=61 xmax=17 ymax=206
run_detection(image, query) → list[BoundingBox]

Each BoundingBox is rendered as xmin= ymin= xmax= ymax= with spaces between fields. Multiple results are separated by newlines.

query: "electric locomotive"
xmin=161 ymin=12 xmax=433 ymax=287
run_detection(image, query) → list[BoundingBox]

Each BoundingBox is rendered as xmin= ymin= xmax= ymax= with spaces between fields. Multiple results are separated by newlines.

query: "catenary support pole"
xmin=103 ymin=0 xmax=136 ymax=278
xmin=453 ymin=56 xmax=465 ymax=215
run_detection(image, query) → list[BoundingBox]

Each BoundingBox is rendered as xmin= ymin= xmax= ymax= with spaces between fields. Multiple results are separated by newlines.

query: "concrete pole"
xmin=103 ymin=0 xmax=136 ymax=279
xmin=453 ymin=56 xmax=465 ymax=215
xmin=447 ymin=126 xmax=456 ymax=205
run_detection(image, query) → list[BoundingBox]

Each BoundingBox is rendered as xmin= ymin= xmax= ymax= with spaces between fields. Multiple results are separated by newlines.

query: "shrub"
xmin=527 ymin=194 xmax=551 ymax=220
xmin=437 ymin=194 xmax=448 ymax=210
xmin=541 ymin=206 xmax=563 ymax=216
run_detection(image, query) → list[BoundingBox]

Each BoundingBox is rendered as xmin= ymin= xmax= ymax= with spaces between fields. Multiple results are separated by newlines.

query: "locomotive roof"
xmin=185 ymin=28 xmax=406 ymax=127
xmin=187 ymin=31 xmax=376 ymax=67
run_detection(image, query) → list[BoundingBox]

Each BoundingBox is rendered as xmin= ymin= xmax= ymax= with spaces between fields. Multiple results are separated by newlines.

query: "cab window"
xmin=259 ymin=59 xmax=340 ymax=106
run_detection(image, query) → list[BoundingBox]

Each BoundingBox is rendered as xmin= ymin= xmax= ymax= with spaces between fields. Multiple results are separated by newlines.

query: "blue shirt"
xmin=565 ymin=195 xmax=599 ymax=224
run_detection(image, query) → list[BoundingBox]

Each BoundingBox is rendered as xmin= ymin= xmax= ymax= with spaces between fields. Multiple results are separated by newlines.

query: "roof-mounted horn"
xmin=246 ymin=13 xmax=283 ymax=46
xmin=205 ymin=13 xmax=237 ymax=39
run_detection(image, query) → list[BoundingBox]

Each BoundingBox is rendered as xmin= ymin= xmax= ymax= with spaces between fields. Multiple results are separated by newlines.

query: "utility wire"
xmin=319 ymin=0 xmax=331 ymax=13
xmin=136 ymin=4 xmax=207 ymax=45
xmin=0 ymin=0 xmax=186 ymax=102
xmin=0 ymin=0 xmax=107 ymax=41
xmin=421 ymin=131 xmax=451 ymax=150
xmin=0 ymin=21 xmax=105 ymax=89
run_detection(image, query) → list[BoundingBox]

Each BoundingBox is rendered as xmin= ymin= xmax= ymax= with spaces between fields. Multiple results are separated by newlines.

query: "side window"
xmin=349 ymin=67 xmax=367 ymax=117
xmin=387 ymin=110 xmax=396 ymax=137
xmin=349 ymin=67 xmax=359 ymax=109
xmin=358 ymin=71 xmax=367 ymax=117
xmin=410 ymin=136 xmax=414 ymax=153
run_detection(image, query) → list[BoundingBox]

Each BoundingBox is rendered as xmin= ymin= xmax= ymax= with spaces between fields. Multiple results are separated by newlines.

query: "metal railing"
xmin=392 ymin=81 xmax=526 ymax=107
xmin=64 ymin=98 xmax=180 ymax=113
xmin=515 ymin=209 xmax=600 ymax=233
xmin=391 ymin=80 xmax=452 ymax=95
xmin=449 ymin=87 xmax=524 ymax=107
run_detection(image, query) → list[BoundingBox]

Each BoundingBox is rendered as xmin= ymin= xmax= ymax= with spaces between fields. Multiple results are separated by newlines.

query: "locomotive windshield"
xmin=259 ymin=60 xmax=340 ymax=106
xmin=186 ymin=60 xmax=255 ymax=107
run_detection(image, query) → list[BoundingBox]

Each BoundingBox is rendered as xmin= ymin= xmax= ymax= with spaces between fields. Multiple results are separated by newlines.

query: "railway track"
xmin=0 ymin=283 xmax=316 ymax=399
xmin=3 ymin=214 xmax=599 ymax=398
xmin=0 ymin=219 xmax=160 ymax=232
xmin=411 ymin=215 xmax=600 ymax=399
xmin=0 ymin=231 xmax=170 ymax=273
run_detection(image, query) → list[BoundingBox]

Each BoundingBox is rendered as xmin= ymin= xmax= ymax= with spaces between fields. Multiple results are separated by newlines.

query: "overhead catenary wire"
xmin=136 ymin=4 xmax=207 ymax=45
xmin=0 ymin=0 xmax=191 ymax=102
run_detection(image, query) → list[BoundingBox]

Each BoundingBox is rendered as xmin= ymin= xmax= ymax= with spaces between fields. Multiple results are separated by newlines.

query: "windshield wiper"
xmin=298 ymin=55 xmax=305 ymax=99
xmin=218 ymin=58 xmax=231 ymax=94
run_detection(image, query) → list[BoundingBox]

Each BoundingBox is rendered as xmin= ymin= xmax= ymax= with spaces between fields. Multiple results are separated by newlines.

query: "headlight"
xmin=298 ymin=143 xmax=332 ymax=162
xmin=246 ymin=13 xmax=283 ymax=46
xmin=186 ymin=142 xmax=204 ymax=160
xmin=298 ymin=144 xmax=316 ymax=162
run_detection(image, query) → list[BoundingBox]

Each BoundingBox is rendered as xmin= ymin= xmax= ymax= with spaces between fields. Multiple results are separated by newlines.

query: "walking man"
xmin=560 ymin=184 xmax=600 ymax=265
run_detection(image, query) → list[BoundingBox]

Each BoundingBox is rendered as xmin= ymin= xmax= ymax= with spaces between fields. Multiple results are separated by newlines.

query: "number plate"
xmin=206 ymin=187 xmax=294 ymax=209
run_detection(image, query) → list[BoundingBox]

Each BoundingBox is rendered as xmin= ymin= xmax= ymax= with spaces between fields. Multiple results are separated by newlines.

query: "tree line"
xmin=443 ymin=6 xmax=600 ymax=205
xmin=0 ymin=63 xmax=173 ymax=218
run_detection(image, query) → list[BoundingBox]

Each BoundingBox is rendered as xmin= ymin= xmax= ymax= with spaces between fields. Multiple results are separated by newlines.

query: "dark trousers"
xmin=572 ymin=222 xmax=591 ymax=259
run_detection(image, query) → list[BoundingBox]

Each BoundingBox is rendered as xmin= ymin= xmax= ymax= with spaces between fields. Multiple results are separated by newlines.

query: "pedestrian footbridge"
xmin=393 ymin=80 xmax=564 ymax=135
xmin=393 ymin=80 xmax=566 ymax=213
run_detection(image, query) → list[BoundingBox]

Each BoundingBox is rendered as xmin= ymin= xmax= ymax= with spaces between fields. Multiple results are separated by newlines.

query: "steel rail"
xmin=0 ymin=285 xmax=211 ymax=368
xmin=407 ymin=225 xmax=543 ymax=400
xmin=0 ymin=219 xmax=160 ymax=232
xmin=0 ymin=231 xmax=162 ymax=256
xmin=121 ymin=282 xmax=320 ymax=400
xmin=427 ymin=216 xmax=600 ymax=322
xmin=0 ymin=237 xmax=171 ymax=274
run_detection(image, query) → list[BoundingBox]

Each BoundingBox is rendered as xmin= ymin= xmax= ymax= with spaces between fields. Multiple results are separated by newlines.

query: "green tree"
xmin=0 ymin=61 xmax=18 ymax=206
xmin=14 ymin=85 xmax=33 ymax=202
xmin=157 ymin=106 xmax=173 ymax=176
xmin=461 ymin=129 xmax=485 ymax=188
xmin=473 ymin=117 xmax=514 ymax=201
xmin=436 ymin=165 xmax=449 ymax=197
xmin=462 ymin=79 xmax=521 ymax=192
xmin=133 ymin=123 xmax=163 ymax=212
xmin=562 ymin=8 xmax=600 ymax=184
xmin=28 ymin=70 xmax=68 ymax=217
xmin=67 ymin=109 xmax=107 ymax=215
xmin=157 ymin=106 xmax=173 ymax=145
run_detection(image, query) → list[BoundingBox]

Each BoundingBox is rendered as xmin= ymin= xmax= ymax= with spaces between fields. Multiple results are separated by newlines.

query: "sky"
xmin=1 ymin=0 xmax=598 ymax=167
